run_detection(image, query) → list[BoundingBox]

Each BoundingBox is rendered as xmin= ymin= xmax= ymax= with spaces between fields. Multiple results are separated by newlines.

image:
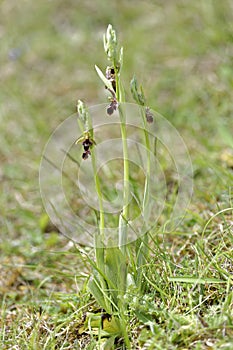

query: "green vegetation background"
xmin=0 ymin=0 xmax=232 ymax=349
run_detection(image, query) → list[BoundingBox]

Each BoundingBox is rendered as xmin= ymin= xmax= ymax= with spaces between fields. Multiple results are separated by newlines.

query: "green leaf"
xmin=102 ymin=315 xmax=121 ymax=335
xmin=88 ymin=276 xmax=110 ymax=313
xmin=105 ymin=247 xmax=127 ymax=306
xmin=105 ymin=248 xmax=127 ymax=287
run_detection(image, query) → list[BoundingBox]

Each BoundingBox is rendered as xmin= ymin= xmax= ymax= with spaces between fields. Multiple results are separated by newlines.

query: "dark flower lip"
xmin=146 ymin=114 xmax=153 ymax=123
xmin=83 ymin=144 xmax=90 ymax=151
xmin=145 ymin=107 xmax=154 ymax=123
xmin=82 ymin=150 xmax=91 ymax=160
xmin=83 ymin=139 xmax=93 ymax=148
xmin=76 ymin=132 xmax=95 ymax=160
xmin=107 ymin=99 xmax=118 ymax=116
xmin=107 ymin=105 xmax=114 ymax=115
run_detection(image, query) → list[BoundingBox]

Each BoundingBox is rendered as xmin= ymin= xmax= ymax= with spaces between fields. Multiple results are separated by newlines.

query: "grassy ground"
xmin=0 ymin=0 xmax=233 ymax=349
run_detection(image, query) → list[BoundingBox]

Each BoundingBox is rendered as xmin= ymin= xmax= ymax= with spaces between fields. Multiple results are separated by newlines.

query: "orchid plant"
xmin=76 ymin=25 xmax=154 ymax=348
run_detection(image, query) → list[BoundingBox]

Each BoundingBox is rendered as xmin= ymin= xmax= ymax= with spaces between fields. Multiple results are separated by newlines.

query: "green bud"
xmin=130 ymin=76 xmax=146 ymax=106
xmin=77 ymin=100 xmax=89 ymax=130
xmin=119 ymin=47 xmax=124 ymax=67
xmin=103 ymin=24 xmax=117 ymax=61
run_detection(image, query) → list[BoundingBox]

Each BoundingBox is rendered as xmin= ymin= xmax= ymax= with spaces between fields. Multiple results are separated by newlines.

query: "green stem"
xmin=90 ymin=146 xmax=106 ymax=257
xmin=91 ymin=142 xmax=112 ymax=312
xmin=114 ymin=64 xmax=129 ymax=252
xmin=136 ymin=108 xmax=151 ymax=288
xmin=119 ymin=105 xmax=130 ymax=248
xmin=120 ymin=109 xmax=129 ymax=222
xmin=91 ymin=150 xmax=105 ymax=239
xmin=142 ymin=109 xmax=151 ymax=218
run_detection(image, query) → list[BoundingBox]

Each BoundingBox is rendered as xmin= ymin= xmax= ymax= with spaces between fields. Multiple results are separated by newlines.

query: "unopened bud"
xmin=130 ymin=76 xmax=146 ymax=106
xmin=77 ymin=100 xmax=89 ymax=130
